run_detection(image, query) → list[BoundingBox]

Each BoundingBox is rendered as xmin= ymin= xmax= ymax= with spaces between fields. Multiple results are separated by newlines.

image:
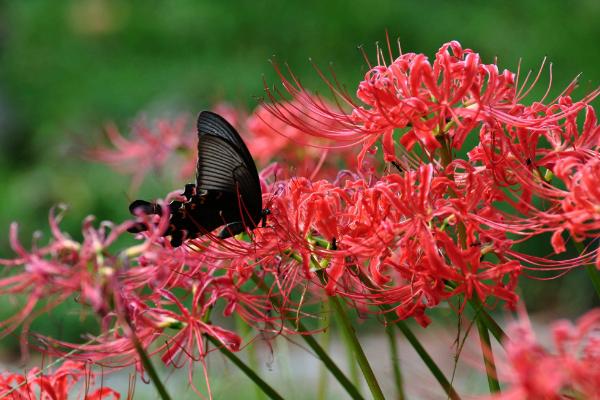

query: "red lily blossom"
xmin=0 ymin=360 xmax=121 ymax=399
xmin=483 ymin=308 xmax=600 ymax=400
xmin=264 ymin=41 xmax=598 ymax=168
xmin=89 ymin=115 xmax=195 ymax=191
xmin=246 ymin=97 xmax=358 ymax=179
xmin=194 ymin=165 xmax=523 ymax=326
xmin=0 ymin=207 xmax=159 ymax=357
xmin=84 ymin=41 xmax=599 ymax=332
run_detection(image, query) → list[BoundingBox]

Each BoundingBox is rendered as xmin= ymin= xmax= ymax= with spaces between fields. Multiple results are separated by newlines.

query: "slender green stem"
xmin=206 ymin=336 xmax=284 ymax=400
xmin=585 ymin=264 xmax=600 ymax=300
xmin=251 ymin=276 xmax=364 ymax=400
xmin=317 ymin=271 xmax=385 ymax=400
xmin=445 ymin=281 xmax=507 ymax=345
xmin=573 ymin=242 xmax=600 ymax=300
xmin=334 ymin=304 xmax=361 ymax=388
xmin=393 ymin=320 xmax=461 ymax=400
xmin=467 ymin=298 xmax=507 ymax=345
xmin=385 ymin=324 xmax=405 ymax=400
xmin=301 ymin=329 xmax=364 ymax=400
xmin=330 ymin=296 xmax=385 ymax=400
xmin=235 ymin=315 xmax=266 ymax=400
xmin=475 ymin=316 xmax=501 ymax=393
xmin=130 ymin=330 xmax=172 ymax=400
xmin=317 ymin=299 xmax=332 ymax=400
xmin=352 ymin=268 xmax=460 ymax=400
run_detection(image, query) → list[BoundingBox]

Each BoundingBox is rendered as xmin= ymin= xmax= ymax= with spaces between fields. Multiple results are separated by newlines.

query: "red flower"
xmin=483 ymin=308 xmax=600 ymax=400
xmin=265 ymin=41 xmax=598 ymax=169
xmin=89 ymin=115 xmax=194 ymax=191
xmin=0 ymin=207 xmax=156 ymax=357
xmin=247 ymin=97 xmax=357 ymax=178
xmin=0 ymin=360 xmax=121 ymax=399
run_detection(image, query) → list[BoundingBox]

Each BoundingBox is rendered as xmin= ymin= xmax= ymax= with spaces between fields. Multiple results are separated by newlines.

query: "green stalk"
xmin=475 ymin=316 xmax=501 ymax=393
xmin=235 ymin=315 xmax=266 ymax=400
xmin=206 ymin=335 xmax=284 ymax=400
xmin=302 ymin=329 xmax=364 ymax=400
xmin=317 ymin=270 xmax=386 ymax=400
xmin=352 ymin=268 xmax=460 ymax=400
xmin=385 ymin=324 xmax=405 ymax=400
xmin=317 ymin=299 xmax=332 ymax=400
xmin=130 ymin=330 xmax=172 ymax=400
xmin=467 ymin=298 xmax=507 ymax=345
xmin=334 ymin=306 xmax=361 ymax=388
xmin=585 ymin=264 xmax=600 ymax=300
xmin=393 ymin=319 xmax=461 ymax=400
xmin=575 ymin=241 xmax=600 ymax=300
xmin=444 ymin=281 xmax=507 ymax=345
xmin=251 ymin=276 xmax=364 ymax=400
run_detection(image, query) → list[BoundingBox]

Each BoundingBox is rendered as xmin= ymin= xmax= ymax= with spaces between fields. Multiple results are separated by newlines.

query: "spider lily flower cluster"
xmin=485 ymin=309 xmax=600 ymax=399
xmin=0 ymin=40 xmax=598 ymax=398
xmin=0 ymin=360 xmax=121 ymax=399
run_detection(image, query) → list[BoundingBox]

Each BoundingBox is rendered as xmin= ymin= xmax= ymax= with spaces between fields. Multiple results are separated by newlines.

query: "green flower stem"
xmin=130 ymin=329 xmax=172 ymax=400
xmin=235 ymin=315 xmax=266 ymax=400
xmin=352 ymin=268 xmax=461 ymax=400
xmin=444 ymin=282 xmax=507 ymax=345
xmin=205 ymin=335 xmax=284 ymax=400
xmin=585 ymin=264 xmax=600 ymax=300
xmin=316 ymin=270 xmax=386 ymax=400
xmin=575 ymin=241 xmax=600 ymax=300
xmin=385 ymin=323 xmax=405 ymax=400
xmin=251 ymin=276 xmax=364 ymax=400
xmin=475 ymin=316 xmax=501 ymax=393
xmin=467 ymin=298 xmax=507 ymax=345
xmin=334 ymin=307 xmax=361 ymax=388
xmin=302 ymin=328 xmax=365 ymax=400
xmin=392 ymin=318 xmax=461 ymax=400
xmin=317 ymin=299 xmax=332 ymax=400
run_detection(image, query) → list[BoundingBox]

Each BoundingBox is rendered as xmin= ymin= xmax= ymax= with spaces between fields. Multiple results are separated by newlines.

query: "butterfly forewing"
xmin=196 ymin=111 xmax=263 ymax=228
xmin=196 ymin=111 xmax=259 ymax=180
xmin=196 ymin=135 xmax=247 ymax=192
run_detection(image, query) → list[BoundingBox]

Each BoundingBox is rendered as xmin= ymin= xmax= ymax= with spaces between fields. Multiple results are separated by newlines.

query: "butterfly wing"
xmin=126 ymin=111 xmax=264 ymax=245
xmin=196 ymin=111 xmax=263 ymax=232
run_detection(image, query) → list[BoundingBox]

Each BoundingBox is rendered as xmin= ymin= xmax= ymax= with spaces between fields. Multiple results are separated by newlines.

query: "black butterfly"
xmin=127 ymin=111 xmax=269 ymax=247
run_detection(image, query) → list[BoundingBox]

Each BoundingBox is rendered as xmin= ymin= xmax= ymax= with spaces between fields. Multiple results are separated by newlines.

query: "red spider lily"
xmin=89 ymin=116 xmax=195 ymax=191
xmin=246 ymin=98 xmax=357 ymax=178
xmin=202 ymin=166 xmax=524 ymax=326
xmin=0 ymin=198 xmax=194 ymax=361
xmin=0 ymin=207 xmax=160 ymax=357
xmin=0 ymin=360 xmax=121 ymax=399
xmin=258 ymin=39 xmax=600 ymax=282
xmin=483 ymin=308 xmax=600 ymax=400
xmin=264 ymin=41 xmax=599 ymax=168
xmin=0 ymin=201 xmax=299 ymax=395
xmin=550 ymin=151 xmax=600 ymax=244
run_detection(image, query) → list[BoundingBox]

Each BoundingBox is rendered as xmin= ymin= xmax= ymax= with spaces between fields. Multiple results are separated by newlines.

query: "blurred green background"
xmin=0 ymin=0 xmax=598 ymax=375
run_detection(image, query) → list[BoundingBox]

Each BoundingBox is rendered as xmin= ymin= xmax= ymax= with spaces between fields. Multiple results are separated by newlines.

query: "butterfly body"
xmin=128 ymin=111 xmax=266 ymax=246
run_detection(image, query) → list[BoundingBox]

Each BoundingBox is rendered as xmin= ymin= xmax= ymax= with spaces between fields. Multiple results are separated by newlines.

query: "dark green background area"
xmin=0 ymin=0 xmax=598 ymax=344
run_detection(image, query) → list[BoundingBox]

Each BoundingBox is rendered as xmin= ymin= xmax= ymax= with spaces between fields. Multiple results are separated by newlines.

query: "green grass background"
xmin=0 ymin=0 xmax=598 ymax=363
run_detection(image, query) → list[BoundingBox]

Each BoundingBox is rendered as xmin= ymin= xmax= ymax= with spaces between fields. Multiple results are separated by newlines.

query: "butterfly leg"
xmin=182 ymin=183 xmax=197 ymax=200
xmin=129 ymin=199 xmax=162 ymax=215
xmin=170 ymin=230 xmax=185 ymax=247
